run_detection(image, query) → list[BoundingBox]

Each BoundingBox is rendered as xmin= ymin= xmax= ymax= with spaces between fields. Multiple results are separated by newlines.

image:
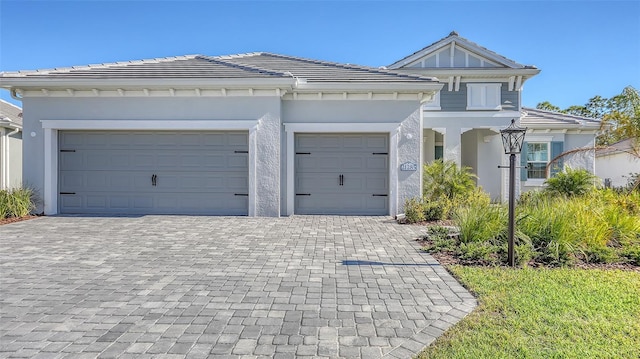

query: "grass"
xmin=416 ymin=266 xmax=640 ymax=359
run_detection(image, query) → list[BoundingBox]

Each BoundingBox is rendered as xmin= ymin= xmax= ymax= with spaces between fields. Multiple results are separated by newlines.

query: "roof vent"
xmin=449 ymin=31 xmax=459 ymax=36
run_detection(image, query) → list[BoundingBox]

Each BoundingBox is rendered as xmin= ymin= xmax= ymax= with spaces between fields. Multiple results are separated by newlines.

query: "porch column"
xmin=435 ymin=127 xmax=462 ymax=166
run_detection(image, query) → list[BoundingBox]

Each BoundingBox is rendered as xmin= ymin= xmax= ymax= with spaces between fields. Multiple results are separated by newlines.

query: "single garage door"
xmin=59 ymin=131 xmax=248 ymax=215
xmin=295 ymin=133 xmax=389 ymax=215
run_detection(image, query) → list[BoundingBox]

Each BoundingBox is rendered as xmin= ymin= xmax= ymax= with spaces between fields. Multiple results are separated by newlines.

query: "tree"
xmin=536 ymin=101 xmax=561 ymax=112
xmin=535 ymin=86 xmax=639 ymax=147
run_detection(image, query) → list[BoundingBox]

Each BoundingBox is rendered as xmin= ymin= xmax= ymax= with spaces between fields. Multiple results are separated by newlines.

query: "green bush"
xmin=544 ymin=167 xmax=600 ymax=197
xmin=0 ymin=188 xmax=36 ymax=219
xmin=403 ymin=197 xmax=426 ymax=224
xmin=423 ymin=200 xmax=447 ymax=221
xmin=423 ymin=159 xmax=477 ymax=202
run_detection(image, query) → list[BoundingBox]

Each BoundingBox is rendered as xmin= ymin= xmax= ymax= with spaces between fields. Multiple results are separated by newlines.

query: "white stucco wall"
xmin=21 ymin=96 xmax=425 ymax=217
xmin=281 ymin=100 xmax=424 ymax=216
xmin=596 ymin=152 xmax=640 ymax=188
xmin=0 ymin=129 xmax=22 ymax=189
xmin=21 ymin=96 xmax=282 ymax=215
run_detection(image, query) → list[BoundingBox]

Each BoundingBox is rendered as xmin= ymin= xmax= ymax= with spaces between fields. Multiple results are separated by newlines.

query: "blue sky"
xmin=1 ymin=0 xmax=639 ymax=109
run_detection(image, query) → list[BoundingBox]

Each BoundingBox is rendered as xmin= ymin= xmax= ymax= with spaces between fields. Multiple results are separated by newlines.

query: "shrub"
xmin=403 ymin=197 xmax=426 ymax=224
xmin=0 ymin=188 xmax=36 ymax=218
xmin=423 ymin=160 xmax=477 ymax=201
xmin=543 ymin=167 xmax=600 ymax=197
xmin=454 ymin=203 xmax=507 ymax=244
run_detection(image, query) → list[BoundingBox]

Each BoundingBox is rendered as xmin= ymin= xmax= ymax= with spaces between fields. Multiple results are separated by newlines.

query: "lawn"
xmin=416 ymin=266 xmax=640 ymax=359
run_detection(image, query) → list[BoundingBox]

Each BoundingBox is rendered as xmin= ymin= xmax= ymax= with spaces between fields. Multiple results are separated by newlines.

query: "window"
xmin=526 ymin=142 xmax=549 ymax=179
xmin=466 ymin=83 xmax=501 ymax=110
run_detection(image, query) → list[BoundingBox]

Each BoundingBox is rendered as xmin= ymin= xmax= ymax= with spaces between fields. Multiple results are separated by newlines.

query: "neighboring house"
xmin=596 ymin=138 xmax=640 ymax=188
xmin=388 ymin=32 xmax=598 ymax=200
xmin=0 ymin=32 xmax=600 ymax=216
xmin=0 ymin=99 xmax=22 ymax=189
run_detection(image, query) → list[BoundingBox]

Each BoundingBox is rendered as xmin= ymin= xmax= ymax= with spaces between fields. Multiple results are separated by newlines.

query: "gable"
xmin=405 ymin=42 xmax=503 ymax=69
xmin=388 ymin=32 xmax=533 ymax=70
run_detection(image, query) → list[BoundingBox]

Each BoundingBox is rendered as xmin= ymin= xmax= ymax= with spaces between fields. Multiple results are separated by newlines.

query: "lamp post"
xmin=500 ymin=119 xmax=527 ymax=267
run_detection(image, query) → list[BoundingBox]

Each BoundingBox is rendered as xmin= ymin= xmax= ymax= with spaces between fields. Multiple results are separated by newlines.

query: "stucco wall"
xmin=22 ymin=96 xmax=424 ymax=216
xmin=21 ymin=96 xmax=282 ymax=215
xmin=281 ymin=100 xmax=424 ymax=216
xmin=8 ymin=131 xmax=22 ymax=187
xmin=596 ymin=152 xmax=640 ymax=188
xmin=0 ymin=129 xmax=22 ymax=189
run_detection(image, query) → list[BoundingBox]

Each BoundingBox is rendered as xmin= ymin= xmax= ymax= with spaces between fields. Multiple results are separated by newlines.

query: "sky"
xmin=1 ymin=0 xmax=639 ymax=110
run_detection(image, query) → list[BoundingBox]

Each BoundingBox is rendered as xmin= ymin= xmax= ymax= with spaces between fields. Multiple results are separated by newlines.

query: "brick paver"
xmin=0 ymin=216 xmax=476 ymax=358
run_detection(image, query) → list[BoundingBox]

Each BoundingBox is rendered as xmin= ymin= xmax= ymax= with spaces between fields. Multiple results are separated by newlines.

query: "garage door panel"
xmin=59 ymin=131 xmax=248 ymax=215
xmin=295 ymin=133 xmax=389 ymax=215
xmin=295 ymin=194 xmax=387 ymax=215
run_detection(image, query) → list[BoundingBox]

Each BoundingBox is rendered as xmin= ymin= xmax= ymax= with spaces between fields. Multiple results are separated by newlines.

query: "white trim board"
xmin=40 ymin=119 xmax=258 ymax=130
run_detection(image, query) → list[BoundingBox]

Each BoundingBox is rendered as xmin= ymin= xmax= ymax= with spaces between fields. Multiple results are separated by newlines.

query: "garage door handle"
xmin=339 ymin=174 xmax=344 ymax=186
xmin=296 ymin=193 xmax=311 ymax=196
xmin=372 ymin=194 xmax=388 ymax=197
xmin=151 ymin=174 xmax=157 ymax=186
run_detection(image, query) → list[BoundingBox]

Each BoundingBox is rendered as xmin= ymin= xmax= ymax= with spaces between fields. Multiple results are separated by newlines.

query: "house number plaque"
xmin=400 ymin=161 xmax=418 ymax=171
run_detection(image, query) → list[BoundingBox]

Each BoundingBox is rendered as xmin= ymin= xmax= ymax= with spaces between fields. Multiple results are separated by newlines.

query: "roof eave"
xmin=293 ymin=82 xmax=443 ymax=93
xmin=394 ymin=68 xmax=540 ymax=78
xmin=0 ymin=77 xmax=297 ymax=90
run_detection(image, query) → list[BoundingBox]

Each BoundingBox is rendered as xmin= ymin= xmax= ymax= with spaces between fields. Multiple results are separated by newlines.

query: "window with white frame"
xmin=526 ymin=142 xmax=549 ymax=179
xmin=466 ymin=83 xmax=501 ymax=110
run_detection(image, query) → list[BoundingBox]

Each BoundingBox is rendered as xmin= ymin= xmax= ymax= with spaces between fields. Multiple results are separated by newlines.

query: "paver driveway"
xmin=0 ymin=216 xmax=476 ymax=358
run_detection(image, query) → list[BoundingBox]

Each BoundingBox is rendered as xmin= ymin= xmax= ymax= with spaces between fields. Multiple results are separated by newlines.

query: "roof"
xmin=0 ymin=53 xmax=437 ymax=84
xmin=388 ymin=31 xmax=536 ymax=70
xmin=521 ymin=107 xmax=600 ymax=129
xmin=0 ymin=100 xmax=22 ymax=128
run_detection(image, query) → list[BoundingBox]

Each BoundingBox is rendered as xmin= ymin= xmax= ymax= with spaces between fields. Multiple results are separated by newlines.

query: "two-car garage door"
xmin=58 ymin=131 xmax=248 ymax=215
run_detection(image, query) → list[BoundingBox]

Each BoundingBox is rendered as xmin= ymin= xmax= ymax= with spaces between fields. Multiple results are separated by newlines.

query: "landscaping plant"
xmin=0 ymin=188 xmax=36 ymax=219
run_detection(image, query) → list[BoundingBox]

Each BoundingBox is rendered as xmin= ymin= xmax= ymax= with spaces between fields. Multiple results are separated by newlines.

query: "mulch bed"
xmin=0 ymin=215 xmax=41 ymax=226
xmin=413 ymin=221 xmax=640 ymax=272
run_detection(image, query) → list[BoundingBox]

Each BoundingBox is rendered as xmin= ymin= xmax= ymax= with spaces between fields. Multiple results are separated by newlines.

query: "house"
xmin=596 ymin=138 xmax=640 ymax=188
xmin=0 ymin=100 xmax=22 ymax=189
xmin=0 ymin=32 xmax=599 ymax=216
xmin=388 ymin=32 xmax=598 ymax=200
xmin=0 ymin=54 xmax=441 ymax=216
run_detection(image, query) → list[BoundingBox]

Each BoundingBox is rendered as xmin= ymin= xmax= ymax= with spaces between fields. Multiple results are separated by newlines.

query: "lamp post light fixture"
xmin=500 ymin=119 xmax=527 ymax=267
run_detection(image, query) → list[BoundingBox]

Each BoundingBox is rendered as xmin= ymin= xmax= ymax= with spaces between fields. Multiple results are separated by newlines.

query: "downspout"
xmin=10 ymin=88 xmax=23 ymax=101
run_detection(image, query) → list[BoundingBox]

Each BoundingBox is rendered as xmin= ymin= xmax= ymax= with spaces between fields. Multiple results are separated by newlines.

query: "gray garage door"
xmin=59 ymin=131 xmax=248 ymax=215
xmin=295 ymin=133 xmax=389 ymax=215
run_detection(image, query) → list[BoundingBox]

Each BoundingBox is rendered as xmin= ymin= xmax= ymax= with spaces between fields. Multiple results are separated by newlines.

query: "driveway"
xmin=0 ymin=216 xmax=476 ymax=358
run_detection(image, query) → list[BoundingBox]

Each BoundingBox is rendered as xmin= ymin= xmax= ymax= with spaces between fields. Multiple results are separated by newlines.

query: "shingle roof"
xmin=216 ymin=53 xmax=435 ymax=82
xmin=521 ymin=107 xmax=600 ymax=128
xmin=0 ymin=53 xmax=437 ymax=83
xmin=388 ymin=31 xmax=535 ymax=70
xmin=0 ymin=100 xmax=22 ymax=127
